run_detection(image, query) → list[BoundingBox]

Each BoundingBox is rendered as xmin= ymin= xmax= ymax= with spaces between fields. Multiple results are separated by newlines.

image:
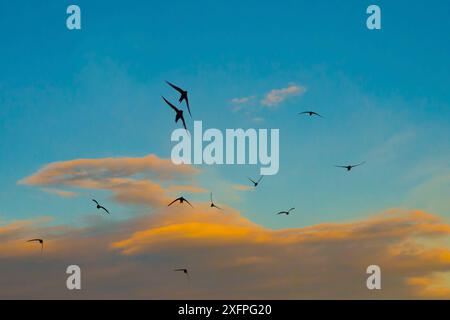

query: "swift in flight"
xmin=92 ymin=199 xmax=110 ymax=214
xmin=27 ymin=238 xmax=44 ymax=255
xmin=166 ymin=81 xmax=191 ymax=117
xmin=248 ymin=175 xmax=264 ymax=187
xmin=168 ymin=196 xmax=194 ymax=208
xmin=162 ymin=96 xmax=188 ymax=131
xmin=276 ymin=208 xmax=295 ymax=215
xmin=335 ymin=161 xmax=366 ymax=171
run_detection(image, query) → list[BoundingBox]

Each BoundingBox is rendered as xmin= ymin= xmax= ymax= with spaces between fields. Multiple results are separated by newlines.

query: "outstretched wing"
xmin=185 ymin=95 xmax=191 ymax=117
xmin=335 ymin=165 xmax=348 ymax=168
xmin=180 ymin=114 xmax=187 ymax=131
xmin=299 ymin=111 xmax=323 ymax=117
xmin=166 ymin=81 xmax=184 ymax=94
xmin=288 ymin=208 xmax=295 ymax=212
xmin=352 ymin=161 xmax=366 ymax=168
xmin=184 ymin=199 xmax=194 ymax=208
xmin=248 ymin=177 xmax=256 ymax=184
xmin=92 ymin=199 xmax=99 ymax=205
xmin=174 ymin=268 xmax=188 ymax=274
xmin=27 ymin=239 xmax=42 ymax=243
xmin=257 ymin=175 xmax=264 ymax=183
xmin=210 ymin=192 xmax=213 ymax=202
xmin=99 ymin=206 xmax=110 ymax=214
xmin=168 ymin=198 xmax=181 ymax=207
xmin=162 ymin=96 xmax=179 ymax=112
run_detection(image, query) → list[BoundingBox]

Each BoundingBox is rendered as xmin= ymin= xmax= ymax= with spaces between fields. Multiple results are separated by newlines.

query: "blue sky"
xmin=0 ymin=0 xmax=449 ymax=229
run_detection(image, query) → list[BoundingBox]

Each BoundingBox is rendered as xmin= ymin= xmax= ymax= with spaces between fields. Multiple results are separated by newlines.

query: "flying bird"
xmin=168 ymin=196 xmax=194 ymax=208
xmin=174 ymin=268 xmax=191 ymax=282
xmin=27 ymin=239 xmax=44 ymax=255
xmin=248 ymin=175 xmax=264 ymax=187
xmin=92 ymin=199 xmax=110 ymax=214
xmin=335 ymin=161 xmax=366 ymax=171
xmin=210 ymin=192 xmax=222 ymax=210
xmin=166 ymin=81 xmax=191 ymax=117
xmin=162 ymin=96 xmax=187 ymax=131
xmin=174 ymin=268 xmax=189 ymax=275
xmin=276 ymin=208 xmax=295 ymax=215
xmin=299 ymin=111 xmax=323 ymax=118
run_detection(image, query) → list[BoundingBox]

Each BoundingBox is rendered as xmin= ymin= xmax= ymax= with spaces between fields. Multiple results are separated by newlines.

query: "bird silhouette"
xmin=174 ymin=268 xmax=189 ymax=275
xmin=248 ymin=175 xmax=264 ymax=187
xmin=276 ymin=208 xmax=295 ymax=215
xmin=174 ymin=268 xmax=190 ymax=282
xmin=92 ymin=199 xmax=110 ymax=214
xmin=335 ymin=161 xmax=366 ymax=171
xmin=168 ymin=196 xmax=194 ymax=208
xmin=162 ymin=96 xmax=187 ymax=131
xmin=277 ymin=208 xmax=295 ymax=216
xmin=299 ymin=111 xmax=323 ymax=118
xmin=210 ymin=192 xmax=222 ymax=210
xmin=27 ymin=239 xmax=44 ymax=255
xmin=166 ymin=81 xmax=191 ymax=117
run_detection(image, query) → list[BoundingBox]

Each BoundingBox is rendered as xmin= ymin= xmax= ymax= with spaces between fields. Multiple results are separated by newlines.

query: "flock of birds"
xmin=25 ymin=81 xmax=366 ymax=278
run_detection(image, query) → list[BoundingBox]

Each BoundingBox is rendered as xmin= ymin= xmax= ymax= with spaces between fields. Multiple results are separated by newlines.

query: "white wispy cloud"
xmin=231 ymin=96 xmax=255 ymax=105
xmin=261 ymin=84 xmax=306 ymax=107
xmin=230 ymin=96 xmax=255 ymax=112
xmin=251 ymin=117 xmax=265 ymax=123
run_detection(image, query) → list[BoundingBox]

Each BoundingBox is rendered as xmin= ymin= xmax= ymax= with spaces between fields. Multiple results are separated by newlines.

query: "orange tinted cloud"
xmin=20 ymin=154 xmax=199 ymax=186
xmin=0 ymin=216 xmax=53 ymax=239
xmin=19 ymin=154 xmax=201 ymax=207
xmin=2 ymin=208 xmax=450 ymax=299
xmin=107 ymin=178 xmax=171 ymax=207
xmin=109 ymin=208 xmax=450 ymax=299
xmin=42 ymin=188 xmax=78 ymax=198
xmin=112 ymin=209 xmax=450 ymax=254
xmin=167 ymin=185 xmax=208 ymax=194
xmin=232 ymin=184 xmax=253 ymax=191
xmin=111 ymin=206 xmax=269 ymax=255
xmin=407 ymin=274 xmax=450 ymax=299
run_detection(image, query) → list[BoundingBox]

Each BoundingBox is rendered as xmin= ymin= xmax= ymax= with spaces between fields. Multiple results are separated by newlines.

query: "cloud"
xmin=230 ymin=96 xmax=255 ymax=112
xmin=106 ymin=178 xmax=172 ymax=207
xmin=232 ymin=184 xmax=253 ymax=191
xmin=231 ymin=96 xmax=255 ymax=105
xmin=111 ymin=207 xmax=266 ymax=255
xmin=251 ymin=117 xmax=265 ymax=123
xmin=404 ymin=170 xmax=450 ymax=215
xmin=407 ymin=274 xmax=450 ymax=298
xmin=0 ymin=217 xmax=53 ymax=241
xmin=112 ymin=209 xmax=450 ymax=254
xmin=9 ymin=154 xmax=450 ymax=299
xmin=365 ymin=130 xmax=416 ymax=165
xmin=20 ymin=154 xmax=198 ymax=186
xmin=19 ymin=154 xmax=201 ymax=207
xmin=261 ymin=84 xmax=306 ymax=107
xmin=167 ymin=185 xmax=208 ymax=194
xmin=42 ymin=188 xmax=78 ymax=198
xmin=2 ymin=208 xmax=450 ymax=299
